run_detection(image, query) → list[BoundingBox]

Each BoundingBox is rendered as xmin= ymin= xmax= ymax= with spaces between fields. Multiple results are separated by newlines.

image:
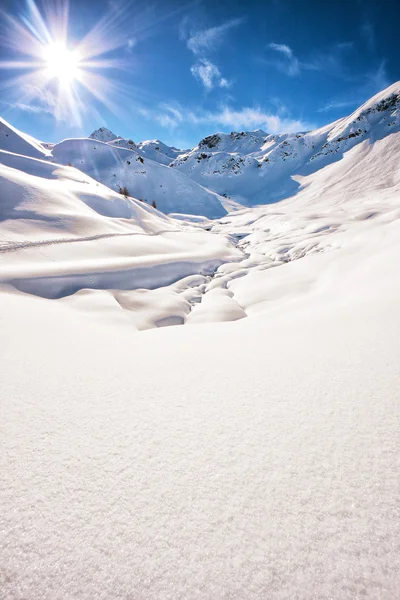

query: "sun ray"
xmin=0 ymin=0 xmax=194 ymax=127
xmin=0 ymin=0 xmax=136 ymax=126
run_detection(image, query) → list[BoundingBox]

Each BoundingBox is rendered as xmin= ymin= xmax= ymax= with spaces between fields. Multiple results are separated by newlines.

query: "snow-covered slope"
xmin=0 ymin=116 xmax=51 ymax=159
xmin=136 ymin=139 xmax=187 ymax=165
xmin=51 ymin=137 xmax=227 ymax=218
xmin=82 ymin=83 xmax=400 ymax=213
xmin=1 ymin=82 xmax=400 ymax=600
xmin=89 ymin=128 xmax=186 ymax=165
xmin=0 ymin=142 xmax=238 ymax=304
xmin=170 ymin=82 xmax=400 ymax=206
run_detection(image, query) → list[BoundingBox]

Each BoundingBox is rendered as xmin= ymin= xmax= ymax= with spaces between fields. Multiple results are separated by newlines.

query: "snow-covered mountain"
xmin=89 ymin=126 xmax=119 ymax=142
xmin=1 ymin=81 xmax=399 ymax=303
xmin=1 ymin=82 xmax=400 ymax=600
xmin=90 ymin=129 xmax=188 ymax=165
xmin=82 ymin=83 xmax=400 ymax=212
xmin=169 ymin=82 xmax=400 ymax=205
xmin=50 ymin=136 xmax=227 ymax=218
xmin=135 ymin=139 xmax=187 ymax=165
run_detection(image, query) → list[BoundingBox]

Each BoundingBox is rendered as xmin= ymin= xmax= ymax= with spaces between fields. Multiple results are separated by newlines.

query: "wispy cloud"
xmin=364 ymin=60 xmax=389 ymax=92
xmin=150 ymin=102 xmax=313 ymax=134
xmin=182 ymin=17 xmax=244 ymax=56
xmin=268 ymin=43 xmax=300 ymax=75
xmin=303 ymin=42 xmax=354 ymax=74
xmin=5 ymin=102 xmax=51 ymax=115
xmin=190 ymin=59 xmax=231 ymax=90
xmin=317 ymin=99 xmax=358 ymax=113
xmin=265 ymin=41 xmax=353 ymax=78
xmin=189 ymin=106 xmax=313 ymax=133
xmin=17 ymin=84 xmax=59 ymax=117
xmin=7 ymin=82 xmax=103 ymax=125
xmin=180 ymin=16 xmax=243 ymax=90
xmin=154 ymin=103 xmax=184 ymax=128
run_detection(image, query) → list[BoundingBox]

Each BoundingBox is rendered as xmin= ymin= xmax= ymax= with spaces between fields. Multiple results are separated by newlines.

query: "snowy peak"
xmin=136 ymin=139 xmax=185 ymax=165
xmin=2 ymin=79 xmax=397 ymax=220
xmin=198 ymin=129 xmax=268 ymax=154
xmin=109 ymin=137 xmax=137 ymax=150
xmin=327 ymin=81 xmax=400 ymax=143
xmin=87 ymin=131 xmax=185 ymax=166
xmin=89 ymin=127 xmax=119 ymax=142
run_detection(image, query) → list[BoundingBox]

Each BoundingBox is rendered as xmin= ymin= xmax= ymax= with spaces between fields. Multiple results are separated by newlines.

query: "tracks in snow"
xmin=0 ymin=209 xmax=344 ymax=328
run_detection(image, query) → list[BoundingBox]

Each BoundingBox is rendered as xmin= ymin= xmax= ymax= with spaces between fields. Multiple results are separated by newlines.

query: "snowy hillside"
xmin=170 ymin=82 xmax=400 ymax=205
xmin=83 ymin=83 xmax=399 ymax=211
xmin=50 ymin=136 xmax=227 ymax=218
xmin=0 ymin=134 xmax=238 ymax=305
xmin=90 ymin=128 xmax=187 ymax=165
xmin=1 ymin=82 xmax=400 ymax=600
xmin=0 ymin=116 xmax=51 ymax=159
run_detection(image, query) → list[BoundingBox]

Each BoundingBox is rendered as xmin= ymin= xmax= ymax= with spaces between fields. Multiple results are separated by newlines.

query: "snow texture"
xmin=1 ymin=81 xmax=400 ymax=600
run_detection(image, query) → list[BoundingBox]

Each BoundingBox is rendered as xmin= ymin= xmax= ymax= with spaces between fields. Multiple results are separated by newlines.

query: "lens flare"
xmin=0 ymin=0 xmax=138 ymax=126
xmin=0 ymin=0 xmax=188 ymax=128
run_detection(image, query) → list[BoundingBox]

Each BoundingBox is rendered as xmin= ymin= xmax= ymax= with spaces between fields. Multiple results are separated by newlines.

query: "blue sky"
xmin=0 ymin=0 xmax=399 ymax=147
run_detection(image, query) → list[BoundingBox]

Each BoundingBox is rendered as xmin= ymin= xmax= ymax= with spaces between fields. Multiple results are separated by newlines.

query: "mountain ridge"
xmin=0 ymin=81 xmax=399 ymax=219
xmin=84 ymin=81 xmax=400 ymax=210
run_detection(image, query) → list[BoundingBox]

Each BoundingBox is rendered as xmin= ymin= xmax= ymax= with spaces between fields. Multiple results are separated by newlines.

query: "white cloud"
xmin=188 ymin=106 xmax=312 ymax=133
xmin=7 ymin=102 xmax=50 ymax=115
xmin=317 ymin=100 xmax=357 ymax=113
xmin=190 ymin=59 xmax=231 ymax=90
xmin=181 ymin=17 xmax=243 ymax=90
xmin=155 ymin=104 xmax=183 ymax=128
xmin=267 ymin=42 xmax=300 ymax=76
xmin=152 ymin=102 xmax=313 ymax=134
xmin=184 ymin=17 xmax=244 ymax=56
xmin=12 ymin=83 xmax=102 ymax=127
xmin=265 ymin=41 xmax=355 ymax=78
xmin=16 ymin=85 xmax=59 ymax=117
xmin=269 ymin=43 xmax=293 ymax=59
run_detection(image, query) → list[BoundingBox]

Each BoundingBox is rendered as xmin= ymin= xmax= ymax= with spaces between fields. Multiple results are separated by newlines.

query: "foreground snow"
xmin=1 ymin=83 xmax=400 ymax=598
xmin=1 ymin=240 xmax=400 ymax=598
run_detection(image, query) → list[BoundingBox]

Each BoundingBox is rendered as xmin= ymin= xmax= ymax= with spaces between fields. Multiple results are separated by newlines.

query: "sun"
xmin=43 ymin=42 xmax=82 ymax=86
xmin=0 ymin=0 xmax=142 ymax=125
